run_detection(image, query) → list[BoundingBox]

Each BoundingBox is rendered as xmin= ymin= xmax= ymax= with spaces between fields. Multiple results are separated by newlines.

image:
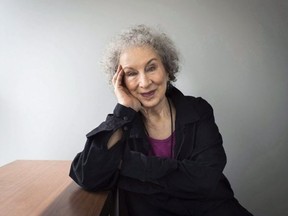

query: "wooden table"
xmin=0 ymin=160 xmax=108 ymax=216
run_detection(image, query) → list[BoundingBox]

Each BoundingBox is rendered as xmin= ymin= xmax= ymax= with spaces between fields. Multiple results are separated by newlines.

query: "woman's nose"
xmin=139 ymin=73 xmax=151 ymax=88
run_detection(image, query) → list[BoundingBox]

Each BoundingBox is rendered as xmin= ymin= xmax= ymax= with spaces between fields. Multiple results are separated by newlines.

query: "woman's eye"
xmin=147 ymin=65 xmax=156 ymax=72
xmin=126 ymin=71 xmax=137 ymax=77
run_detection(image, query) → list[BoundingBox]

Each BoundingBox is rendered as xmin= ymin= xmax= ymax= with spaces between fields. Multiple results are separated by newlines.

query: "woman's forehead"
xmin=119 ymin=46 xmax=160 ymax=67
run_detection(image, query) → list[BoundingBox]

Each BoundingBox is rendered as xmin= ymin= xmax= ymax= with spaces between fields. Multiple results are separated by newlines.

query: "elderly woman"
xmin=70 ymin=25 xmax=253 ymax=216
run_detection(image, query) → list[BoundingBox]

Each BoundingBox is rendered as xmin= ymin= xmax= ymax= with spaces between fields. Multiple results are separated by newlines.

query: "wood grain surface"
xmin=0 ymin=160 xmax=108 ymax=216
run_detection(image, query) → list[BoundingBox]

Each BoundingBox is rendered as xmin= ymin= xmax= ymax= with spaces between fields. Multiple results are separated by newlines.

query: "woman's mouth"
xmin=140 ymin=90 xmax=155 ymax=99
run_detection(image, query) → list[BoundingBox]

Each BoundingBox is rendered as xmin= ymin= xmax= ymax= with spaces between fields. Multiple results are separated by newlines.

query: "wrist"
xmin=119 ymin=102 xmax=139 ymax=112
xmin=113 ymin=103 xmax=137 ymax=120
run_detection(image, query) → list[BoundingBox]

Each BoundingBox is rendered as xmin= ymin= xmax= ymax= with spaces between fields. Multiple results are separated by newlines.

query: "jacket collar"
xmin=168 ymin=85 xmax=200 ymax=125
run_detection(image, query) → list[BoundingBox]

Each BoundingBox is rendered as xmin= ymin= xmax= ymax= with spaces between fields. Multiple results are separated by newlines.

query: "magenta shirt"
xmin=148 ymin=131 xmax=175 ymax=158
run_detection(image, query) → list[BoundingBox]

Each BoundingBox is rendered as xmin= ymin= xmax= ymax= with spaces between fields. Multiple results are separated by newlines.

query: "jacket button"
xmin=123 ymin=126 xmax=128 ymax=131
xmin=123 ymin=116 xmax=128 ymax=121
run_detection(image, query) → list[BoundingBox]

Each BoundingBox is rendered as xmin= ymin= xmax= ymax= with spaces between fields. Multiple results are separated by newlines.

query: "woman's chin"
xmin=140 ymin=100 xmax=155 ymax=108
xmin=139 ymin=98 xmax=162 ymax=109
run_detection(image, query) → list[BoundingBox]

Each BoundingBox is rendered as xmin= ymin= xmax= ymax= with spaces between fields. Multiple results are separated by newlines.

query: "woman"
xmin=70 ymin=25 xmax=253 ymax=216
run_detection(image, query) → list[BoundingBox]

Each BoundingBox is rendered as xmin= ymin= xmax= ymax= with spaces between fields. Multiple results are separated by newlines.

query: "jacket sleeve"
xmin=69 ymin=104 xmax=137 ymax=191
xmin=120 ymin=98 xmax=227 ymax=199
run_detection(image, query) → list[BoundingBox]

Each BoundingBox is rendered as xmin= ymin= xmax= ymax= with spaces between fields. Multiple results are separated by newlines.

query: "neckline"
xmin=148 ymin=131 xmax=175 ymax=142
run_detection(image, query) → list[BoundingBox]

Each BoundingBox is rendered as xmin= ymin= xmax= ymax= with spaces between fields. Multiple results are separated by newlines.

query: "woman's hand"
xmin=112 ymin=65 xmax=142 ymax=112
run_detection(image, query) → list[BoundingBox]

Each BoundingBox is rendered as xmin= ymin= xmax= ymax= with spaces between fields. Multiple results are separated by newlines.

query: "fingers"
xmin=113 ymin=65 xmax=124 ymax=88
xmin=112 ymin=66 xmax=120 ymax=86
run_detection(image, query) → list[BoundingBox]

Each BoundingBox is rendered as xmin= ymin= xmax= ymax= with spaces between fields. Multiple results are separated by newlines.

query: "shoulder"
xmin=173 ymin=88 xmax=214 ymax=115
xmin=169 ymin=86 xmax=215 ymax=121
xmin=184 ymin=96 xmax=214 ymax=116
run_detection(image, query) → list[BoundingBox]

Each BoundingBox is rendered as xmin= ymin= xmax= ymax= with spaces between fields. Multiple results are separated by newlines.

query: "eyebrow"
xmin=145 ymin=58 xmax=158 ymax=66
xmin=123 ymin=58 xmax=158 ymax=71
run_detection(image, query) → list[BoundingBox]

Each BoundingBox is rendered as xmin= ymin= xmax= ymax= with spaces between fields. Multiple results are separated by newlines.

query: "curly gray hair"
xmin=101 ymin=24 xmax=180 ymax=83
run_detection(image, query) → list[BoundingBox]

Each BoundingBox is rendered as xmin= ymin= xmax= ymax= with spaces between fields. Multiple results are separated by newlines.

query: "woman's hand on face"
xmin=112 ymin=65 xmax=142 ymax=112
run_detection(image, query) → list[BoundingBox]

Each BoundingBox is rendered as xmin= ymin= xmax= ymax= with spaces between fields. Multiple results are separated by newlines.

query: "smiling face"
xmin=119 ymin=46 xmax=169 ymax=110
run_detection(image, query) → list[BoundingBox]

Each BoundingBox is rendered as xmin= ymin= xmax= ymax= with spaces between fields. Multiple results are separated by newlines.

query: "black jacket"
xmin=70 ymin=87 xmax=252 ymax=216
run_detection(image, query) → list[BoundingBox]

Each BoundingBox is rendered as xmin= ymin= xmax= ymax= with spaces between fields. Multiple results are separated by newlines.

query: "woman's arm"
xmin=107 ymin=129 xmax=123 ymax=149
xmin=70 ymin=64 xmax=142 ymax=191
xmin=69 ymin=104 xmax=136 ymax=191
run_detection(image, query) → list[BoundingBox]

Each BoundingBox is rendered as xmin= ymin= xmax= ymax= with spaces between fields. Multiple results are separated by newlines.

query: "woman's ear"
xmin=166 ymin=71 xmax=170 ymax=81
xmin=166 ymin=81 xmax=172 ymax=94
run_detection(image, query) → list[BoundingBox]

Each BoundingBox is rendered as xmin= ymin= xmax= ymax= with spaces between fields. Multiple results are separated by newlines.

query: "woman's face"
xmin=119 ymin=46 xmax=169 ymax=109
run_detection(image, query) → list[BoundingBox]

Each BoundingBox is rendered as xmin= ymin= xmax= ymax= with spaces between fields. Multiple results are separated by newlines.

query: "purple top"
xmin=148 ymin=131 xmax=175 ymax=158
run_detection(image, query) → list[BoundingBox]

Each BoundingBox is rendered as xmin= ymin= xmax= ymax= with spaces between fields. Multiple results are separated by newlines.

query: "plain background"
xmin=0 ymin=0 xmax=287 ymax=215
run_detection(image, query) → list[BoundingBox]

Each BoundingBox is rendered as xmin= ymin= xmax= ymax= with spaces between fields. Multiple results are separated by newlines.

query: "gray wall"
xmin=0 ymin=0 xmax=287 ymax=215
